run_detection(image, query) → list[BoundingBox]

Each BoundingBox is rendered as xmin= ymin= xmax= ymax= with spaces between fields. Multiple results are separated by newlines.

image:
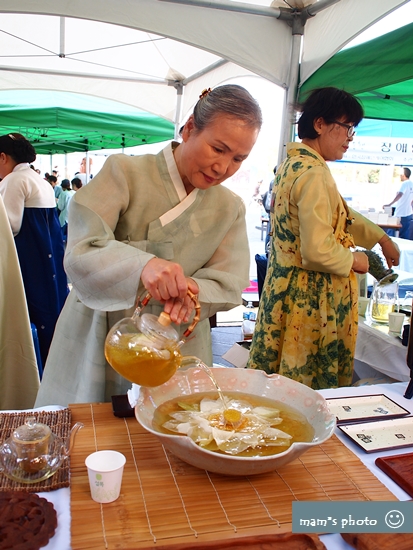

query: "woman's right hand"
xmin=352 ymin=251 xmax=369 ymax=274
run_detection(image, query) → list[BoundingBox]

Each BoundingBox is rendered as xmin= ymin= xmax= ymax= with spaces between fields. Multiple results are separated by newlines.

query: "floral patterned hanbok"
xmin=247 ymin=143 xmax=384 ymax=390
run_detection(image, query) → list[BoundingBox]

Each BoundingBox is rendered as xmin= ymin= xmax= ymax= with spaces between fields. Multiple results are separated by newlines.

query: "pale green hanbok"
xmin=36 ymin=144 xmax=249 ymax=407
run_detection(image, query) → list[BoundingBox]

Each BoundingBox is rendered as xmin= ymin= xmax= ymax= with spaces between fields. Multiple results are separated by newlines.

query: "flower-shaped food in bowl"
xmin=135 ymin=366 xmax=336 ymax=476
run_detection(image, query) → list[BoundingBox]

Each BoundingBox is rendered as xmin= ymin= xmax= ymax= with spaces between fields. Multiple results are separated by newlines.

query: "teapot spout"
xmin=180 ymin=356 xmax=203 ymax=369
xmin=63 ymin=422 xmax=84 ymax=457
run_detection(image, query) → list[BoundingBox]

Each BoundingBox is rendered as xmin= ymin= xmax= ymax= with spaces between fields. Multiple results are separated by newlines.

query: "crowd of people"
xmin=0 ymin=84 xmax=406 ymax=411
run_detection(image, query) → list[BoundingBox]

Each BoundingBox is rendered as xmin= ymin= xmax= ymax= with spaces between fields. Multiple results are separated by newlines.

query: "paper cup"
xmin=85 ymin=450 xmax=126 ymax=503
xmin=388 ymin=312 xmax=405 ymax=334
xmin=358 ymin=297 xmax=370 ymax=317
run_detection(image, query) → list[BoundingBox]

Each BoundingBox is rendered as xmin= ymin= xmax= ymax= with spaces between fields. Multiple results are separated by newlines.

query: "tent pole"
xmin=59 ymin=17 xmax=65 ymax=57
xmin=278 ymin=33 xmax=302 ymax=166
xmin=172 ymin=81 xmax=184 ymax=139
xmin=277 ymin=0 xmax=342 ymax=165
xmin=86 ymin=151 xmax=90 ymax=182
xmin=159 ymin=0 xmax=281 ymax=18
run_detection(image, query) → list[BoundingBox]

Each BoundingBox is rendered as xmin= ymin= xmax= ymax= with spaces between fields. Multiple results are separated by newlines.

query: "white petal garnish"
xmin=252 ymin=406 xmax=280 ymax=418
xmin=162 ymin=397 xmax=293 ymax=456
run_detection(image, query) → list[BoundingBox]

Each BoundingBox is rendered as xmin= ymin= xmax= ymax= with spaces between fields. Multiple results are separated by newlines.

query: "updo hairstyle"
xmin=297 ymin=87 xmax=364 ymax=140
xmin=0 ymin=133 xmax=37 ymax=164
xmin=186 ymin=84 xmax=262 ymax=134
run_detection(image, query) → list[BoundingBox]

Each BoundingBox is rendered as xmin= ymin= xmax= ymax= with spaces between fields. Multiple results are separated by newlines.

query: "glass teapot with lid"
xmin=0 ymin=416 xmax=83 ymax=483
xmin=104 ymin=290 xmax=201 ymax=387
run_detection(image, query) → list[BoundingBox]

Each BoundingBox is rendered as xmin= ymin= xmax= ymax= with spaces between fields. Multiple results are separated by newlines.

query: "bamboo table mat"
xmin=70 ymin=403 xmax=397 ymax=550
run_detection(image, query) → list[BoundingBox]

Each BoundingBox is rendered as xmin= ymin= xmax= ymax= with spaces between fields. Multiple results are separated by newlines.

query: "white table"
xmin=5 ymin=382 xmax=412 ymax=550
xmin=355 ymin=317 xmax=411 ymax=382
xmin=318 ymin=382 xmax=413 ymax=550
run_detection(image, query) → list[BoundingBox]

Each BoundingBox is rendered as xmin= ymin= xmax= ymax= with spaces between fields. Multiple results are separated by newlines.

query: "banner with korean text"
xmin=345 ymin=136 xmax=413 ymax=165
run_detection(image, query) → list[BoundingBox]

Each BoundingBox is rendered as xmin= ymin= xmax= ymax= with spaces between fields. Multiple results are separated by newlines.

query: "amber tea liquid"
xmin=105 ymin=333 xmax=182 ymax=386
xmin=371 ymin=302 xmax=394 ymax=323
xmin=153 ymin=391 xmax=315 ymax=457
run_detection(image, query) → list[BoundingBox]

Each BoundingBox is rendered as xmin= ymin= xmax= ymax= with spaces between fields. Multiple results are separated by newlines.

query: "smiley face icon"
xmin=385 ymin=510 xmax=404 ymax=529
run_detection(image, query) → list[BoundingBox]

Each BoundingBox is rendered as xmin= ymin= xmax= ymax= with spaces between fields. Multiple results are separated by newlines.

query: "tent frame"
xmin=0 ymin=0 xmax=407 ymax=159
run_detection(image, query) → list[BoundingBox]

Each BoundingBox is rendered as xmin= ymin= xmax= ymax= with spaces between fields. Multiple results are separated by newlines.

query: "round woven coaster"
xmin=0 ymin=491 xmax=57 ymax=550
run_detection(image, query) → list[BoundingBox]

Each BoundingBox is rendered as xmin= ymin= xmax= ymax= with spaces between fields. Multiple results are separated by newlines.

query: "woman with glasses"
xmin=247 ymin=87 xmax=400 ymax=390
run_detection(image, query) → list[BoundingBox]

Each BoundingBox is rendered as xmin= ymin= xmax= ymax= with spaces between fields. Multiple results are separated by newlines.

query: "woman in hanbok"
xmin=247 ymin=87 xmax=400 ymax=390
xmin=0 ymin=133 xmax=69 ymax=368
xmin=35 ymin=85 xmax=262 ymax=406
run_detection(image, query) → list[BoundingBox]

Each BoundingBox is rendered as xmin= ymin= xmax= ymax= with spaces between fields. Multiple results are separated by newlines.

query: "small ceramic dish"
xmin=135 ymin=366 xmax=336 ymax=476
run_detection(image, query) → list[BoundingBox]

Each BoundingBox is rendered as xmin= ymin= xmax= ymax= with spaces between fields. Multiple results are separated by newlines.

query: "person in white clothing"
xmin=0 ymin=133 xmax=69 ymax=367
xmin=383 ymin=167 xmax=413 ymax=239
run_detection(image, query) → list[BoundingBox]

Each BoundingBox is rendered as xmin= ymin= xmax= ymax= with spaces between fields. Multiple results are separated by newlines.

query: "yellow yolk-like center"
xmin=208 ymin=408 xmax=247 ymax=430
xmin=223 ymin=408 xmax=242 ymax=424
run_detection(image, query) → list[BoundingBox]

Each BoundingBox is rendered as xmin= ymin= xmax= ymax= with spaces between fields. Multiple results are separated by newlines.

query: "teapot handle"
xmin=182 ymin=289 xmax=201 ymax=338
xmin=133 ymin=290 xmax=200 ymax=338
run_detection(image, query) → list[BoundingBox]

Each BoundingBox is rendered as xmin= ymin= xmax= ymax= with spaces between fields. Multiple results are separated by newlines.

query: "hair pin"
xmin=8 ymin=133 xmax=16 ymax=140
xmin=199 ymin=88 xmax=212 ymax=100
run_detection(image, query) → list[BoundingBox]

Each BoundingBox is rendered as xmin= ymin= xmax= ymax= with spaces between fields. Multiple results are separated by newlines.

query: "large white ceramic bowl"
xmin=135 ymin=366 xmax=336 ymax=476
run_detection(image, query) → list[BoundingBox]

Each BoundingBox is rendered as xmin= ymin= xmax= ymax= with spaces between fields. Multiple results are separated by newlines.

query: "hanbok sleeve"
xmin=291 ymin=166 xmax=354 ymax=277
xmin=64 ymin=155 xmax=155 ymax=311
xmin=0 ymin=175 xmax=26 ymax=235
xmin=347 ymin=207 xmax=386 ymax=249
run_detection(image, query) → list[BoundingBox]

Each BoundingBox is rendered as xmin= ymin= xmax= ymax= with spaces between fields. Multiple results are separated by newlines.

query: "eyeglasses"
xmin=332 ymin=121 xmax=356 ymax=138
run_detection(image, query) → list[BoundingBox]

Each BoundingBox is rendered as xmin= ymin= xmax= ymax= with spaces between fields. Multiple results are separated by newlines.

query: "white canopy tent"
xmin=0 ymin=0 xmax=409 ymax=161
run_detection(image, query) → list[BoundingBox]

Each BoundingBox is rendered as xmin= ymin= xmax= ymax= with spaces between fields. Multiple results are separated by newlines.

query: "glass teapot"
xmin=104 ymin=291 xmax=201 ymax=387
xmin=0 ymin=416 xmax=83 ymax=484
xmin=359 ymin=248 xmax=399 ymax=324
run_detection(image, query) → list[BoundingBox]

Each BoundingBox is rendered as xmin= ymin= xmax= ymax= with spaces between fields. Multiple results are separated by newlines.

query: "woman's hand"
xmin=140 ymin=259 xmax=199 ymax=323
xmin=164 ymin=278 xmax=199 ymax=324
xmin=352 ymin=251 xmax=369 ymax=274
xmin=379 ymin=235 xmax=400 ymax=268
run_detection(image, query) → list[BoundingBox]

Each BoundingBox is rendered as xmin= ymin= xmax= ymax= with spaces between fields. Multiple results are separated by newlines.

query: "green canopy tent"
xmin=0 ymin=90 xmax=174 ymax=154
xmin=299 ymin=22 xmax=413 ymax=122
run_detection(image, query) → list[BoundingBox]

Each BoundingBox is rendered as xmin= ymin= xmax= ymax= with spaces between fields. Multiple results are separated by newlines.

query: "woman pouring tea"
xmin=35 ymin=85 xmax=262 ymax=407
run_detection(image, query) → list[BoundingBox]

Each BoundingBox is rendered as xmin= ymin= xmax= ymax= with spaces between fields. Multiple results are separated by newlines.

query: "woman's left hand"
xmin=164 ymin=278 xmax=199 ymax=324
xmin=379 ymin=235 xmax=400 ymax=268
